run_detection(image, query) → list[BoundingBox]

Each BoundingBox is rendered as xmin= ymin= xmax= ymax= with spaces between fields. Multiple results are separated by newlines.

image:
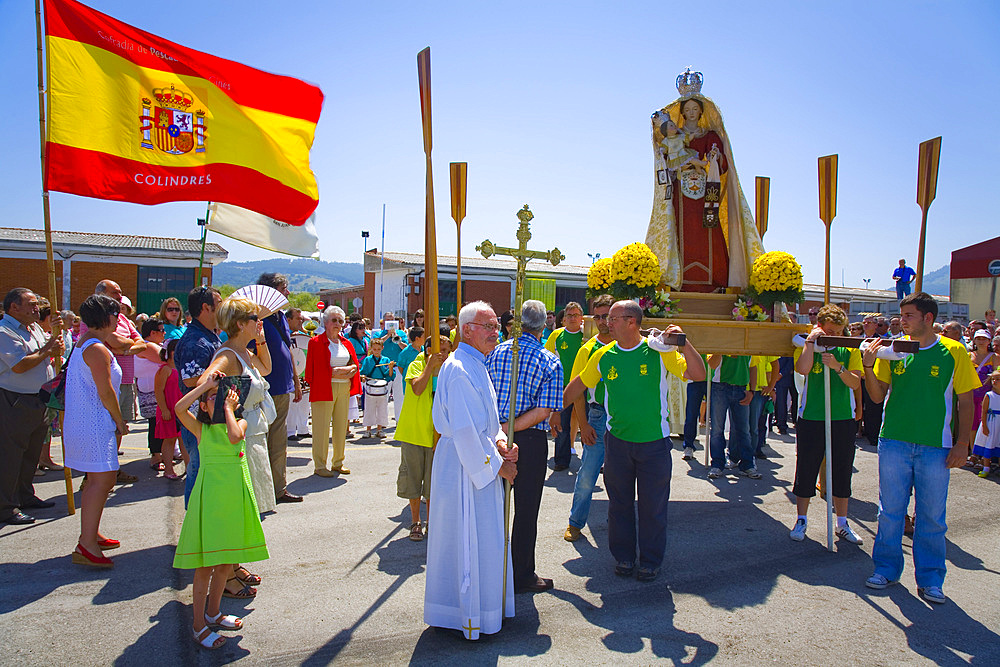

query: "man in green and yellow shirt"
xmin=564 ymin=300 xmax=705 ymax=582
xmin=545 ymin=302 xmax=585 ymax=470
xmin=861 ymin=292 xmax=980 ymax=604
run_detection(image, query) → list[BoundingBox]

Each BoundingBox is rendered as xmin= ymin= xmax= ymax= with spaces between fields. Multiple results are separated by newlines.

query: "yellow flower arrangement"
xmin=587 ymin=257 xmax=613 ymax=291
xmin=611 ymin=242 xmax=660 ymax=293
xmin=746 ymin=250 xmax=805 ymax=308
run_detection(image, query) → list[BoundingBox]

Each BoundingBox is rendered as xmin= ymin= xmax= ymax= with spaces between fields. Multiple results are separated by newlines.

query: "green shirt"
xmin=718 ymin=355 xmax=751 ymax=387
xmin=545 ymin=327 xmax=584 ymax=386
xmin=796 ymin=347 xmax=862 ymax=421
xmin=875 ymin=335 xmax=980 ymax=448
xmin=580 ymin=340 xmax=687 ymax=443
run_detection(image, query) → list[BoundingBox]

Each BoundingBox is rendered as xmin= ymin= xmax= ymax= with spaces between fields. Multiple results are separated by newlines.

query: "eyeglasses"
xmin=247 ymin=314 xmax=259 ymax=321
xmin=328 ymin=318 xmax=345 ymax=324
xmin=607 ymin=315 xmax=636 ymax=323
xmin=468 ymin=321 xmax=501 ymax=332
xmin=593 ymin=314 xmax=609 ymax=320
xmin=166 ymin=307 xmax=181 ymax=312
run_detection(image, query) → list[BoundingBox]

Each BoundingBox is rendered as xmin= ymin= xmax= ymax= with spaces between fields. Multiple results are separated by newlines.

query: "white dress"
xmin=63 ymin=338 xmax=122 ymax=473
xmin=213 ymin=348 xmax=277 ymax=513
xmin=424 ymin=343 xmax=514 ymax=640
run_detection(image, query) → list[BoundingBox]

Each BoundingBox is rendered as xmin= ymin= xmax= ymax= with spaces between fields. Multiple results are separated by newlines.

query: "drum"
xmin=365 ymin=379 xmax=390 ymax=396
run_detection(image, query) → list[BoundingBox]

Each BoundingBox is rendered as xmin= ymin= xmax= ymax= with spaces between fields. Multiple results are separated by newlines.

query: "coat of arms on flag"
xmin=139 ymin=85 xmax=206 ymax=155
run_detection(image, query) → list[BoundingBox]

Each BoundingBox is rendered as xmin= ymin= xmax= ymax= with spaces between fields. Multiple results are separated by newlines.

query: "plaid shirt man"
xmin=486 ymin=332 xmax=563 ymax=431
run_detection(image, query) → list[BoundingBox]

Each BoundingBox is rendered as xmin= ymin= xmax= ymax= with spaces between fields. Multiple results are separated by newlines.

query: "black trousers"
xmin=511 ymin=428 xmax=547 ymax=589
xmin=861 ymin=382 xmax=884 ymax=445
xmin=774 ymin=382 xmax=798 ymax=428
xmin=0 ymin=388 xmax=48 ymax=519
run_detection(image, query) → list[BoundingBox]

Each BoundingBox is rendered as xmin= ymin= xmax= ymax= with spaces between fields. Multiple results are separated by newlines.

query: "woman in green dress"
xmin=173 ymin=373 xmax=269 ymax=650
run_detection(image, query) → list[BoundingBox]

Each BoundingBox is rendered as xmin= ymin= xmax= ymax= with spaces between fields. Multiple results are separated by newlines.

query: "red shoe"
xmin=97 ymin=538 xmax=120 ymax=550
xmin=72 ymin=543 xmax=113 ymax=568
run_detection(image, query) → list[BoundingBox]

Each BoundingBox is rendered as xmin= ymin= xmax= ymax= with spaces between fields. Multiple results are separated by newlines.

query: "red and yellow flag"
xmin=43 ymin=0 xmax=323 ymax=224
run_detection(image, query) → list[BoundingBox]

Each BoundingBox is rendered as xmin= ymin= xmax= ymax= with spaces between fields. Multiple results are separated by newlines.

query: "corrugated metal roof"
xmin=368 ymin=250 xmax=590 ymax=276
xmin=0 ymin=227 xmax=227 ymax=254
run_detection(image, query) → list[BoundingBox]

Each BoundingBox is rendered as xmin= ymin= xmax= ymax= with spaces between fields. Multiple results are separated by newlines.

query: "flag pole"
xmin=36 ymin=0 xmax=75 ymax=515
xmin=379 ymin=204 xmax=386 ymax=319
xmin=196 ymin=202 xmax=210 ymax=287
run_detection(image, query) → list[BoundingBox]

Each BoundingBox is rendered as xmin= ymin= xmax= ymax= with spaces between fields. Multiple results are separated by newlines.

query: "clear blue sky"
xmin=2 ymin=1 xmax=998 ymax=289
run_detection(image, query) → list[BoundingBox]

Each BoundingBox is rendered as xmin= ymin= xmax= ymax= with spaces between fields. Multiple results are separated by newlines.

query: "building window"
xmin=556 ymin=286 xmax=588 ymax=314
xmin=137 ymin=266 xmax=195 ymax=315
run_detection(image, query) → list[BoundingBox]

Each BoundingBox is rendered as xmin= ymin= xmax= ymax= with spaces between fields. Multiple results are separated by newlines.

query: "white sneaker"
xmin=683 ymin=447 xmax=694 ymax=460
xmin=789 ymin=518 xmax=806 ymax=541
xmin=836 ymin=523 xmax=864 ymax=545
xmin=707 ymin=467 xmax=723 ymax=479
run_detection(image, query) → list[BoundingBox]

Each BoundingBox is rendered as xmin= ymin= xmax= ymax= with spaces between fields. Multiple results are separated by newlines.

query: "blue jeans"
xmin=604 ymin=432 xmax=671 ymax=570
xmin=683 ymin=381 xmax=707 ymax=448
xmin=568 ymin=405 xmax=607 ymax=529
xmin=872 ymin=438 xmax=951 ymax=588
xmin=710 ymin=383 xmax=752 ymax=471
xmin=553 ymin=404 xmax=574 ymax=467
xmin=896 ymin=281 xmax=912 ymax=300
xmin=180 ymin=424 xmax=199 ymax=508
xmin=749 ymin=391 xmax=766 ymax=454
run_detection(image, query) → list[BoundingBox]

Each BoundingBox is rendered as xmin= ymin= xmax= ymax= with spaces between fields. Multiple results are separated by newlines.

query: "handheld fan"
xmin=230 ymin=284 xmax=289 ymax=318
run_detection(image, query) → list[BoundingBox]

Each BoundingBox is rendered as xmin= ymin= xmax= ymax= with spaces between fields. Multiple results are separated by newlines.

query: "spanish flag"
xmin=44 ymin=0 xmax=323 ymax=224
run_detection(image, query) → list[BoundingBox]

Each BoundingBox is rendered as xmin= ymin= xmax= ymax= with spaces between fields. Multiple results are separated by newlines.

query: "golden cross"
xmin=462 ymin=618 xmax=480 ymax=637
xmin=477 ymin=205 xmax=564 ymax=429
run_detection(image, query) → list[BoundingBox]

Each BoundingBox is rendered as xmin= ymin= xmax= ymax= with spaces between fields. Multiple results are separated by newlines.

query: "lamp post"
xmin=587 ymin=252 xmax=601 ymax=265
xmin=361 ymin=230 xmax=370 ymax=254
xmin=862 ymin=278 xmax=871 ymax=290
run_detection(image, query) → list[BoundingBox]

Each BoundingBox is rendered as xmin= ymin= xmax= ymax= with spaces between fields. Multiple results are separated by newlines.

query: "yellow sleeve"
xmin=449 ymin=329 xmax=456 ymax=343
xmin=660 ymin=350 xmax=688 ymax=379
xmin=544 ymin=328 xmax=562 ymax=353
xmin=579 ymin=343 xmax=611 ymax=388
xmin=846 ymin=349 xmax=863 ymax=372
xmin=874 ymin=358 xmax=891 ymax=384
xmin=570 ymin=338 xmax=596 ymax=380
xmin=949 ymin=342 xmax=982 ymax=395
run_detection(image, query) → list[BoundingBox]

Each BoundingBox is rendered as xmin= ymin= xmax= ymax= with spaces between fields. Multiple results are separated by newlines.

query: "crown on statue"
xmin=153 ymin=85 xmax=194 ymax=110
xmin=675 ymin=67 xmax=703 ymax=97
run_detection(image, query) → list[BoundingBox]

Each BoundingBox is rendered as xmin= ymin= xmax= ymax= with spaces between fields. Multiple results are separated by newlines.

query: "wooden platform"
xmin=585 ymin=291 xmax=810 ymax=356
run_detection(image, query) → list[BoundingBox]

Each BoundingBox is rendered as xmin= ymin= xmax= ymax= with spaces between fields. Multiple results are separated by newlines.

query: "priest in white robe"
xmin=426 ymin=301 xmax=518 ymax=640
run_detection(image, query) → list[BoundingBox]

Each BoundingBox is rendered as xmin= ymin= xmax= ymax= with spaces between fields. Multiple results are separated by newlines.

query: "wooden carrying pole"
xmin=755 ymin=176 xmax=770 ymax=239
xmin=450 ymin=162 xmax=467 ymax=322
xmin=818 ymin=155 xmax=838 ymax=306
xmin=915 ymin=137 xmax=942 ymax=293
xmin=417 ymin=48 xmax=439 ymax=354
xmin=36 ymin=0 xmax=75 ymax=514
xmin=817 ymin=154 xmax=839 ymax=551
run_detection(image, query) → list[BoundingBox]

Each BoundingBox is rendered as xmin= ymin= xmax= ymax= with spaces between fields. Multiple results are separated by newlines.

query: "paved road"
xmin=2 ymin=418 xmax=998 ymax=666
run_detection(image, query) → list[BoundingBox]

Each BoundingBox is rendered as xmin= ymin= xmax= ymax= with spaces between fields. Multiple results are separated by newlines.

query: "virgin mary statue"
xmin=645 ymin=69 xmax=764 ymax=292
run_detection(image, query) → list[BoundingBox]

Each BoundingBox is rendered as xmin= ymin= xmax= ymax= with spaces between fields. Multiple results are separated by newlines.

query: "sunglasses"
xmin=166 ymin=307 xmax=181 ymax=312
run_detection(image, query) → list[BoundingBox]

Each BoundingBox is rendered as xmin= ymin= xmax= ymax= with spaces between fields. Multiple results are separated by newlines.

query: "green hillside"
xmin=212 ymin=258 xmax=363 ymax=293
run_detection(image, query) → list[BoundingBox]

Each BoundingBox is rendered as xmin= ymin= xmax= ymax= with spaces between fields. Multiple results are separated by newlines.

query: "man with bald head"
xmin=564 ymin=300 xmax=705 ymax=582
xmin=941 ymin=321 xmax=964 ymax=344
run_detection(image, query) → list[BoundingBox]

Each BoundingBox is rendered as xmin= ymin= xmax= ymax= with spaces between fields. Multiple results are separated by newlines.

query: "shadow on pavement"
xmin=0 ymin=544 xmax=181 ymax=615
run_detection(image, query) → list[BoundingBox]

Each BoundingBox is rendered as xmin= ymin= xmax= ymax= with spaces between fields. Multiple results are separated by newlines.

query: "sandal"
xmin=164 ymin=472 xmax=181 ymax=480
xmin=193 ymin=625 xmax=226 ymax=650
xmin=205 ymin=611 xmax=243 ymax=630
xmin=222 ymin=576 xmax=257 ymax=599
xmin=234 ymin=566 xmax=261 ymax=586
xmin=150 ymin=462 xmax=165 ymax=471
xmin=409 ymin=521 xmax=424 ymax=542
xmin=116 ymin=471 xmax=138 ymax=484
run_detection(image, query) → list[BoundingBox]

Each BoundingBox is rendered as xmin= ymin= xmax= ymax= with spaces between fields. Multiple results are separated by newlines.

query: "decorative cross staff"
xmin=477 ymin=204 xmax=564 ymax=618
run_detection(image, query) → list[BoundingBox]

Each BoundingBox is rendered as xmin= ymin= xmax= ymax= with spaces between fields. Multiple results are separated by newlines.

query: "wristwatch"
xmin=836 ymin=365 xmax=846 ymax=375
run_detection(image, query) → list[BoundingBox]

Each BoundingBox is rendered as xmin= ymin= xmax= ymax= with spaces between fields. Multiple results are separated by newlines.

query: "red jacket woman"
xmin=305 ymin=309 xmax=361 ymax=476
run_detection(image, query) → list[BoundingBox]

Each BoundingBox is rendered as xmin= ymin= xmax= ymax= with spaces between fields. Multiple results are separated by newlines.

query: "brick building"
xmin=0 ymin=227 xmax=227 ymax=314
